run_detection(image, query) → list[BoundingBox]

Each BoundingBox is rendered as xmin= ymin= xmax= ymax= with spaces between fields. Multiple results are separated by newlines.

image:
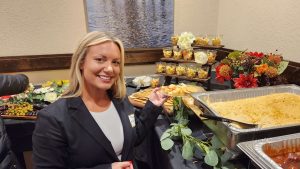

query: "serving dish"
xmin=125 ymin=81 xmax=150 ymax=89
xmin=191 ymin=84 xmax=300 ymax=157
xmin=238 ymin=133 xmax=300 ymax=169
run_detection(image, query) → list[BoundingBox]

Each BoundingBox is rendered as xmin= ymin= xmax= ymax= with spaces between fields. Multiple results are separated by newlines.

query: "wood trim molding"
xmin=0 ymin=54 xmax=71 ymax=73
xmin=124 ymin=48 xmax=162 ymax=65
xmin=0 ymin=48 xmax=163 ymax=73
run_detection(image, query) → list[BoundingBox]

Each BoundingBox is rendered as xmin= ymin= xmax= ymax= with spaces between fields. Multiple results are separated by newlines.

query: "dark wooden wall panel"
xmin=0 ymin=48 xmax=163 ymax=73
xmin=124 ymin=48 xmax=162 ymax=64
xmin=0 ymin=54 xmax=72 ymax=73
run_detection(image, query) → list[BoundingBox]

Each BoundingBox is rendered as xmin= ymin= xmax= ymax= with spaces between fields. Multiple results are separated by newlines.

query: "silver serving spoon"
xmin=200 ymin=113 xmax=258 ymax=128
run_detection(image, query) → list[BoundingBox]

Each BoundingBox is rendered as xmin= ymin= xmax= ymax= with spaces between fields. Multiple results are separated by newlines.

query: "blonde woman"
xmin=32 ymin=31 xmax=167 ymax=169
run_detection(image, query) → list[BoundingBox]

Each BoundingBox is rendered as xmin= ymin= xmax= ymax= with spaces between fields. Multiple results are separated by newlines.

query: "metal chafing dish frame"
xmin=238 ymin=133 xmax=300 ymax=169
xmin=191 ymin=84 xmax=300 ymax=157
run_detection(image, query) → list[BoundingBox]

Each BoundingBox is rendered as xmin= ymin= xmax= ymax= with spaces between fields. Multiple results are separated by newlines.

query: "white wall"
xmin=217 ymin=0 xmax=300 ymax=62
xmin=174 ymin=0 xmax=219 ymax=35
xmin=0 ymin=0 xmax=87 ymax=56
xmin=1 ymin=0 xmax=299 ymax=83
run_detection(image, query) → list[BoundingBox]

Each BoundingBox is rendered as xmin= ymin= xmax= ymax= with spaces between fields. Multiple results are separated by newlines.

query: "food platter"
xmin=126 ymin=81 xmax=150 ymax=89
xmin=0 ymin=80 xmax=69 ymax=120
xmin=191 ymin=84 xmax=300 ymax=157
xmin=0 ymin=102 xmax=47 ymax=120
xmin=129 ymin=84 xmax=205 ymax=114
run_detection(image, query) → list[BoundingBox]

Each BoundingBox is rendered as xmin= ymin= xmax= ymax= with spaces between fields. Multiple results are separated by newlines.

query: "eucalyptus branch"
xmin=160 ymin=97 xmax=233 ymax=168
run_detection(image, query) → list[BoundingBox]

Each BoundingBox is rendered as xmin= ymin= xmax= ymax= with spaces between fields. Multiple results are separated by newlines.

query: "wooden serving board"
xmin=128 ymin=97 xmax=145 ymax=109
xmin=157 ymin=73 xmax=210 ymax=82
xmin=160 ymin=57 xmax=216 ymax=65
xmin=1 ymin=114 xmax=37 ymax=120
xmin=129 ymin=97 xmax=173 ymax=114
xmin=193 ymin=44 xmax=224 ymax=49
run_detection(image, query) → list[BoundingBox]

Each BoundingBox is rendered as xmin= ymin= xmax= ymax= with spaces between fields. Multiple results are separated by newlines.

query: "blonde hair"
xmin=62 ymin=31 xmax=126 ymax=99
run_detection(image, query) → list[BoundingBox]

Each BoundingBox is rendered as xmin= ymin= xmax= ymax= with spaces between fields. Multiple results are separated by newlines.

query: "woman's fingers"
xmin=129 ymin=160 xmax=134 ymax=169
xmin=148 ymin=87 xmax=172 ymax=106
xmin=111 ymin=161 xmax=133 ymax=169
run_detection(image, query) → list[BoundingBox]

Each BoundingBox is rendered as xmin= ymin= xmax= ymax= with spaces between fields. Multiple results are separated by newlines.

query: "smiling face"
xmin=80 ymin=41 xmax=121 ymax=94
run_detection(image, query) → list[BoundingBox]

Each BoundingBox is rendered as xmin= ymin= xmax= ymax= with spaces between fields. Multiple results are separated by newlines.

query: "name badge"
xmin=128 ymin=114 xmax=136 ymax=128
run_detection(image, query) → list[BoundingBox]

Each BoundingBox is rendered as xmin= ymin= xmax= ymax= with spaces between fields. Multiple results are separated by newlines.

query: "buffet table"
xmin=150 ymin=114 xmax=257 ymax=169
xmin=3 ymin=113 xmax=256 ymax=169
xmin=3 ymin=75 xmax=252 ymax=169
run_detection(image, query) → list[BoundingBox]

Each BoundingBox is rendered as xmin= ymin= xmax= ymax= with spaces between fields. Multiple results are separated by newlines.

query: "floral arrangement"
xmin=177 ymin=32 xmax=195 ymax=50
xmin=34 ymin=80 xmax=69 ymax=103
xmin=215 ymin=51 xmax=289 ymax=88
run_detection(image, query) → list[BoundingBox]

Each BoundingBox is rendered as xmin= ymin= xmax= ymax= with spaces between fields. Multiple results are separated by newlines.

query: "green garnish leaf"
xmin=220 ymin=150 xmax=233 ymax=163
xmin=160 ymin=131 xmax=171 ymax=141
xmin=277 ymin=61 xmax=289 ymax=75
xmin=228 ymin=51 xmax=242 ymax=60
xmin=211 ymin=135 xmax=224 ymax=149
xmin=161 ymin=138 xmax=174 ymax=150
xmin=181 ymin=127 xmax=192 ymax=136
xmin=182 ymin=140 xmax=194 ymax=160
xmin=204 ymin=150 xmax=219 ymax=166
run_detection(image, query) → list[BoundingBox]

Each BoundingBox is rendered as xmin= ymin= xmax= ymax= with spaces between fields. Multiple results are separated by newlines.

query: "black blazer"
xmin=32 ymin=96 xmax=162 ymax=169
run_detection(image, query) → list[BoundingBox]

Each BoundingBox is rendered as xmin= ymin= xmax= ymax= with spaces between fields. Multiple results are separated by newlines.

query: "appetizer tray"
xmin=129 ymin=84 xmax=205 ymax=114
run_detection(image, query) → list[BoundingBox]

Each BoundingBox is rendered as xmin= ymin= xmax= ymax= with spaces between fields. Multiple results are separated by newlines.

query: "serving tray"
xmin=1 ymin=114 xmax=37 ymax=120
xmin=238 ymin=133 xmax=300 ymax=169
xmin=191 ymin=84 xmax=300 ymax=157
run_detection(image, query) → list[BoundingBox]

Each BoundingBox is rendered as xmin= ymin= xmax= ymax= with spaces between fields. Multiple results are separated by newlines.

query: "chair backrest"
xmin=0 ymin=117 xmax=22 ymax=169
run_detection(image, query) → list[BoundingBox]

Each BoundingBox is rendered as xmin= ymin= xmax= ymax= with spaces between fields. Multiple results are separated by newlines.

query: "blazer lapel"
xmin=68 ymin=97 xmax=119 ymax=161
xmin=112 ymin=98 xmax=133 ymax=161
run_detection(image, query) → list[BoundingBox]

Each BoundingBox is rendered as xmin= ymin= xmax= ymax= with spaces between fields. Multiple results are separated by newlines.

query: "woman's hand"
xmin=148 ymin=87 xmax=169 ymax=107
xmin=112 ymin=161 xmax=133 ymax=169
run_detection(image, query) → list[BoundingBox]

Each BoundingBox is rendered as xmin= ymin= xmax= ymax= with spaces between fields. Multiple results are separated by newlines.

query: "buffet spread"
xmin=1 ymin=31 xmax=299 ymax=168
xmin=128 ymin=70 xmax=300 ymax=168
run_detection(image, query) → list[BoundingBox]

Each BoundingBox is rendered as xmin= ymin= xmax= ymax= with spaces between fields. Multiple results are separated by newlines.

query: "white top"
xmin=90 ymin=102 xmax=124 ymax=160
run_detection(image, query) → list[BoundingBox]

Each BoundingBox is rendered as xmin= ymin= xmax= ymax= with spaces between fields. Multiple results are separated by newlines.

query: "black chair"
xmin=0 ymin=117 xmax=22 ymax=169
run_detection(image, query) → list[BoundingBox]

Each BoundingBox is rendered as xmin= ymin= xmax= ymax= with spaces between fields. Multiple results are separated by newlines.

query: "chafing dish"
xmin=238 ymin=133 xmax=300 ymax=169
xmin=191 ymin=84 xmax=300 ymax=157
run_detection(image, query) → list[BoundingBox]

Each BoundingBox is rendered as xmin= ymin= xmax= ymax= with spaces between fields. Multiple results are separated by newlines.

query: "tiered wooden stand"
xmin=157 ymin=58 xmax=215 ymax=90
xmin=158 ymin=45 xmax=225 ymax=90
